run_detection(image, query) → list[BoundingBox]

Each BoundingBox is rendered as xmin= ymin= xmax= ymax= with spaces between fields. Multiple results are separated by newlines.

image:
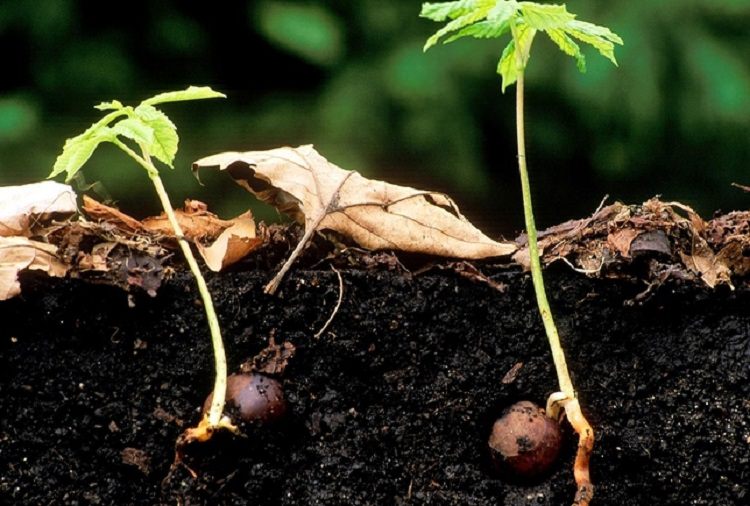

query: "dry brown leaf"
xmin=0 ymin=236 xmax=68 ymax=300
xmin=82 ymin=197 xmax=261 ymax=271
xmin=193 ymin=145 xmax=515 ymax=258
xmin=606 ymin=229 xmax=640 ymax=258
xmin=0 ymin=181 xmax=77 ymax=237
xmin=141 ymin=200 xmax=233 ymax=241
xmin=193 ymin=145 xmax=515 ymax=293
xmin=195 ymin=211 xmax=262 ymax=271
xmin=82 ymin=196 xmax=143 ymax=232
xmin=679 ymin=248 xmax=732 ymax=289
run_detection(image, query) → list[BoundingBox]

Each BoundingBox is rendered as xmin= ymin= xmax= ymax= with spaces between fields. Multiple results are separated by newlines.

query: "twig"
xmin=314 ymin=266 xmax=344 ymax=338
xmin=264 ymin=172 xmax=353 ymax=295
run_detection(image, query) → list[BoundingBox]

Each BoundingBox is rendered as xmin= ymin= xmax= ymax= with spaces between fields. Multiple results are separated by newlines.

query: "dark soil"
xmin=1 ymin=255 xmax=749 ymax=505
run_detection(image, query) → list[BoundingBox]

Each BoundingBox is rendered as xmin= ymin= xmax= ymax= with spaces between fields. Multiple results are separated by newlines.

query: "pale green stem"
xmin=515 ymin=71 xmax=575 ymax=399
xmin=113 ymin=138 xmax=227 ymax=427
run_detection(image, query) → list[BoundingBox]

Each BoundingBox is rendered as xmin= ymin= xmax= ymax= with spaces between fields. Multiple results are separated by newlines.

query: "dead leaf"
xmin=679 ymin=247 xmax=732 ymax=289
xmin=195 ymin=211 xmax=262 ymax=272
xmin=193 ymin=145 xmax=515 ymax=293
xmin=82 ymin=196 xmax=143 ymax=233
xmin=629 ymin=230 xmax=671 ymax=257
xmin=142 ymin=200 xmax=233 ymax=241
xmin=0 ymin=236 xmax=68 ymax=300
xmin=0 ymin=181 xmax=77 ymax=237
xmin=83 ymin=197 xmax=261 ymax=271
xmin=606 ymin=229 xmax=640 ymax=258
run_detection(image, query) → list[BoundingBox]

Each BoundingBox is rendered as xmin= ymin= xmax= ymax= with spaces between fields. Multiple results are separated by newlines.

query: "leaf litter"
xmin=513 ymin=198 xmax=736 ymax=291
xmin=4 ymin=152 xmax=750 ymax=301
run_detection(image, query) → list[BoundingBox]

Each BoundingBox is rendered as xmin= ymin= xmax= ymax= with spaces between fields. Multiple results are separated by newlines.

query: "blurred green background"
xmin=1 ymin=0 xmax=749 ymax=236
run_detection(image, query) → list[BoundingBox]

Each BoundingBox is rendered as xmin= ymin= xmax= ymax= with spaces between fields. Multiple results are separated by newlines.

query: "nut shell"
xmin=488 ymin=400 xmax=562 ymax=479
xmin=203 ymin=373 xmax=287 ymax=424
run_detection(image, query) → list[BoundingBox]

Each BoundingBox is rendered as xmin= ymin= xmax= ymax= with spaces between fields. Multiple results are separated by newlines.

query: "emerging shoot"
xmin=422 ymin=2 xmax=622 ymax=504
xmin=48 ymin=86 xmax=234 ymax=438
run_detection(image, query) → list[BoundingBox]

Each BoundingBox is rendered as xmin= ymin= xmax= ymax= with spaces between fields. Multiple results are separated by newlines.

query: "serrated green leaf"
xmin=567 ymin=19 xmax=623 ymax=45
xmin=513 ymin=22 xmax=536 ymax=66
xmin=423 ymin=1 xmax=495 ymax=50
xmin=134 ymin=104 xmax=179 ymax=167
xmin=487 ymin=1 xmax=517 ymax=22
xmin=141 ymin=86 xmax=226 ymax=106
xmin=112 ymin=117 xmax=155 ymax=148
xmin=546 ymin=28 xmax=586 ymax=72
xmin=497 ymin=23 xmax=536 ymax=92
xmin=497 ymin=39 xmax=518 ymax=92
xmin=420 ymin=0 xmax=477 ymax=22
xmin=94 ymin=100 xmax=123 ymax=111
xmin=49 ymin=129 xmax=112 ymax=182
xmin=565 ymin=20 xmax=622 ymax=66
xmin=444 ymin=18 xmax=512 ymax=43
xmin=519 ymin=2 xmax=574 ymax=30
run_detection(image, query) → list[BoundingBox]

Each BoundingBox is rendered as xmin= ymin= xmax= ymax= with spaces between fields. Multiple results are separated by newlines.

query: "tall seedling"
xmin=422 ymin=2 xmax=622 ymax=504
xmin=49 ymin=86 xmax=236 ymax=439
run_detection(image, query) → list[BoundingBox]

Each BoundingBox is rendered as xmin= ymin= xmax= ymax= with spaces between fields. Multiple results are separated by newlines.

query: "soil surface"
xmin=1 ymin=246 xmax=749 ymax=505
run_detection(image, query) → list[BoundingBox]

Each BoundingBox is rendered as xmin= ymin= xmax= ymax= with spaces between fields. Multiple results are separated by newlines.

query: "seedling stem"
xmin=515 ymin=71 xmax=574 ymax=399
xmin=49 ymin=86 xmax=231 ymax=434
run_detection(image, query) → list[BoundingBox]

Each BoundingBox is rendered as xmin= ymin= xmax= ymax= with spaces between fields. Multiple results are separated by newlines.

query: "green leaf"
xmin=134 ymin=104 xmax=179 ymax=167
xmin=545 ymin=28 xmax=585 ymax=72
xmin=497 ymin=39 xmax=518 ymax=92
xmin=49 ymin=129 xmax=112 ymax=182
xmin=565 ymin=20 xmax=622 ymax=66
xmin=141 ymin=86 xmax=226 ymax=106
xmin=497 ymin=23 xmax=536 ymax=91
xmin=423 ymin=0 xmax=495 ymax=50
xmin=420 ymin=0 xmax=477 ymax=22
xmin=444 ymin=18 xmax=511 ymax=43
xmin=487 ymin=1 xmax=517 ymax=22
xmin=519 ymin=2 xmax=575 ymax=30
xmin=94 ymin=100 xmax=123 ymax=111
xmin=444 ymin=2 xmax=516 ymax=43
xmin=111 ymin=117 xmax=155 ymax=148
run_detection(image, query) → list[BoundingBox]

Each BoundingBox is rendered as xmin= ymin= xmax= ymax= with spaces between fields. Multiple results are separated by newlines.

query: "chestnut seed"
xmin=488 ymin=400 xmax=562 ymax=479
xmin=203 ymin=373 xmax=287 ymax=424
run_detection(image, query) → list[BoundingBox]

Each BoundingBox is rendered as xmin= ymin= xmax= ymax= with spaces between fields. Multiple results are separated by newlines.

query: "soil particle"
xmin=1 ymin=261 xmax=749 ymax=505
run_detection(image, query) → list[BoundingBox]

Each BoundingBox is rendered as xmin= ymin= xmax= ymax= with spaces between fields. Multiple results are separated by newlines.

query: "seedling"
xmin=48 ymin=86 xmax=235 ymax=439
xmin=422 ymin=1 xmax=622 ymax=503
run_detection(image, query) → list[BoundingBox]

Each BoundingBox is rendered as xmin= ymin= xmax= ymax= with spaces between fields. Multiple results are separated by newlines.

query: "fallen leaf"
xmin=83 ymin=197 xmax=261 ymax=271
xmin=195 ymin=211 xmax=262 ymax=272
xmin=142 ymin=200 xmax=233 ymax=241
xmin=82 ymin=196 xmax=143 ymax=233
xmin=193 ymin=145 xmax=515 ymax=258
xmin=606 ymin=229 xmax=640 ymax=258
xmin=0 ymin=181 xmax=77 ymax=237
xmin=0 ymin=237 xmax=68 ymax=300
xmin=193 ymin=145 xmax=515 ymax=293
xmin=629 ymin=230 xmax=671 ymax=257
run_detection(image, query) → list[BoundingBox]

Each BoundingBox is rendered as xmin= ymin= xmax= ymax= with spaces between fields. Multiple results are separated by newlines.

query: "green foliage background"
xmin=1 ymin=0 xmax=749 ymax=234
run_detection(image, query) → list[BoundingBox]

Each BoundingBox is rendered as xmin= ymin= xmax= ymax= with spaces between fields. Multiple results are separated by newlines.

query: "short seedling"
xmin=422 ymin=2 xmax=622 ymax=504
xmin=48 ymin=86 xmax=236 ymax=440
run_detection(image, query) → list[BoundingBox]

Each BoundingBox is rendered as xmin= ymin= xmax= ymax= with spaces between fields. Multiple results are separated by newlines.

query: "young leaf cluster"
xmin=49 ymin=86 xmax=226 ymax=182
xmin=421 ymin=1 xmax=623 ymax=91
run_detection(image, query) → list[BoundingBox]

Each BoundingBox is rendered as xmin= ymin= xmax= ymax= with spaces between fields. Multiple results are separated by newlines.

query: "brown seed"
xmin=203 ymin=373 xmax=287 ymax=424
xmin=488 ymin=400 xmax=562 ymax=479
